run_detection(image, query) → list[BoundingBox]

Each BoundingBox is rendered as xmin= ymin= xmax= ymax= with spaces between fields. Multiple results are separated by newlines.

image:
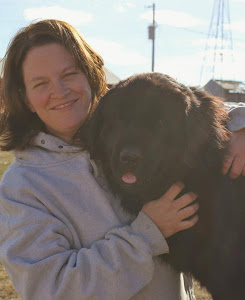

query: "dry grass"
xmin=0 ymin=150 xmax=212 ymax=299
xmin=0 ymin=151 xmax=14 ymax=180
xmin=0 ymin=264 xmax=21 ymax=299
xmin=0 ymin=152 xmax=20 ymax=299
xmin=194 ymin=281 xmax=213 ymax=300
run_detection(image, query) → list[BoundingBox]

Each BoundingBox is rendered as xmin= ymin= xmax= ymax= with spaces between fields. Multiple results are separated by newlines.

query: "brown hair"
xmin=0 ymin=19 xmax=107 ymax=151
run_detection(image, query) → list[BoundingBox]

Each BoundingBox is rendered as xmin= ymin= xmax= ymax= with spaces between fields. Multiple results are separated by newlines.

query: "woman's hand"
xmin=222 ymin=128 xmax=245 ymax=179
xmin=141 ymin=182 xmax=199 ymax=238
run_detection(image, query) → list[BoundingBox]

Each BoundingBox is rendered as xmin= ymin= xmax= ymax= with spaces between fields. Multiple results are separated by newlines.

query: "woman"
xmin=0 ymin=20 xmax=244 ymax=300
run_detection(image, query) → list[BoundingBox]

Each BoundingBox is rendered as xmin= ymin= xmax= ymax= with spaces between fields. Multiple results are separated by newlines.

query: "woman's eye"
xmin=64 ymin=72 xmax=77 ymax=77
xmin=34 ymin=82 xmax=47 ymax=89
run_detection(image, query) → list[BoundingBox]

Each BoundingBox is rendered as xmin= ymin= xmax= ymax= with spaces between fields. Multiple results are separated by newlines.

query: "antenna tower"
xmin=200 ymin=0 xmax=234 ymax=86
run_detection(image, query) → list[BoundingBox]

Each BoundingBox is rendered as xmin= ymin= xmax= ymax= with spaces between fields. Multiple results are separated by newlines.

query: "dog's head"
xmin=82 ymin=73 xmax=229 ymax=200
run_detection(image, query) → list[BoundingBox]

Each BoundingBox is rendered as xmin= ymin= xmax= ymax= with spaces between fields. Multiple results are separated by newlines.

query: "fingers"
xmin=222 ymin=153 xmax=245 ymax=179
xmin=222 ymin=153 xmax=234 ymax=175
xmin=178 ymin=202 xmax=199 ymax=220
xmin=223 ymin=129 xmax=245 ymax=179
xmin=160 ymin=181 xmax=185 ymax=201
xmin=173 ymin=192 xmax=198 ymax=210
xmin=142 ymin=182 xmax=199 ymax=238
xmin=228 ymin=155 xmax=245 ymax=179
xmin=179 ymin=215 xmax=199 ymax=231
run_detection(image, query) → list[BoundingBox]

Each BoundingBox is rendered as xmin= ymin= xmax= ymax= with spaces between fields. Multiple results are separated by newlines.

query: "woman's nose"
xmin=50 ymin=79 xmax=69 ymax=98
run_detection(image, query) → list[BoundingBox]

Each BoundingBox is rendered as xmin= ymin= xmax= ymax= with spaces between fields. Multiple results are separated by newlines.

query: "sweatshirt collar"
xmin=33 ymin=132 xmax=82 ymax=153
xmin=33 ymin=133 xmax=106 ymax=188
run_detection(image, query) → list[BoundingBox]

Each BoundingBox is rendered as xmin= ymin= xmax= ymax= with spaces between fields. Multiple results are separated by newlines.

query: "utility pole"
xmin=148 ymin=3 xmax=156 ymax=72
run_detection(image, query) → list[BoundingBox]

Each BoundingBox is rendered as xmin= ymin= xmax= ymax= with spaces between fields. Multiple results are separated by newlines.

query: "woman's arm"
xmin=222 ymin=128 xmax=245 ymax=178
xmin=0 ymin=194 xmax=164 ymax=300
xmin=0 ymin=165 xmax=198 ymax=300
xmin=0 ymin=164 xmax=196 ymax=300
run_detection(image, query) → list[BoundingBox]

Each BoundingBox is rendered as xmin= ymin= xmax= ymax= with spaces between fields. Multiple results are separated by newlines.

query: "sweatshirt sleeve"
xmin=0 ymin=175 xmax=168 ymax=300
xmin=224 ymin=102 xmax=245 ymax=131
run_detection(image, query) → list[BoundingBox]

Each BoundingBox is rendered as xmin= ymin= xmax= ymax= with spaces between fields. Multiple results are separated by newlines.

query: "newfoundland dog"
xmin=82 ymin=73 xmax=245 ymax=300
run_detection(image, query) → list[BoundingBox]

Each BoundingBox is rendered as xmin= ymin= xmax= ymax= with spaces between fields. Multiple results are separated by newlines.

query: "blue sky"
xmin=0 ymin=0 xmax=244 ymax=86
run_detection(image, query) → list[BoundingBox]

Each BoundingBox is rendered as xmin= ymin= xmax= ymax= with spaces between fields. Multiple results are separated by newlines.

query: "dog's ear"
xmin=183 ymin=88 xmax=229 ymax=169
xmin=80 ymin=96 xmax=107 ymax=159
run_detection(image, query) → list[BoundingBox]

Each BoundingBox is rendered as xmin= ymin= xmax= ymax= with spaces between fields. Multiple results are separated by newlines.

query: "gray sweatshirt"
xmin=0 ymin=133 xmax=195 ymax=300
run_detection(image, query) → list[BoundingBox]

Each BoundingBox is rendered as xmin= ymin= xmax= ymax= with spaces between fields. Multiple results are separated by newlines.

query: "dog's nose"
xmin=119 ymin=149 xmax=141 ymax=168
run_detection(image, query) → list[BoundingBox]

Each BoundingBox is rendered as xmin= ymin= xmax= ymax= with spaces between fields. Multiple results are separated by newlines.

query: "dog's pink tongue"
xmin=122 ymin=173 xmax=137 ymax=184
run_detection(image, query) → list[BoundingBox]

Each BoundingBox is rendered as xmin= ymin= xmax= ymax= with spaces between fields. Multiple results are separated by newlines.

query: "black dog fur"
xmin=82 ymin=73 xmax=245 ymax=300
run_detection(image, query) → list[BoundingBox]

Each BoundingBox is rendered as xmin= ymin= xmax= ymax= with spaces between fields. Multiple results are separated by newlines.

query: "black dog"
xmin=82 ymin=73 xmax=245 ymax=300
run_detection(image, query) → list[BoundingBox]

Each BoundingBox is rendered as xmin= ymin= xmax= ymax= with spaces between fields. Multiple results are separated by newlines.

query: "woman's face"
xmin=22 ymin=43 xmax=92 ymax=143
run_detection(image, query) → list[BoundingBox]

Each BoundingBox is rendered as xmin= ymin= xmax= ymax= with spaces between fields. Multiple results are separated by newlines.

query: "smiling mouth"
xmin=51 ymin=99 xmax=78 ymax=110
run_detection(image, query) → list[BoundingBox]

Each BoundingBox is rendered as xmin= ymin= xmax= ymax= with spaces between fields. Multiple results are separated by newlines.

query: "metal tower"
xmin=200 ymin=0 xmax=234 ymax=86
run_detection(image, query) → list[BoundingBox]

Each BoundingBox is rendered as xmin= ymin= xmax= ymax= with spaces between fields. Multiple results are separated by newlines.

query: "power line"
xmin=157 ymin=24 xmax=245 ymax=42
